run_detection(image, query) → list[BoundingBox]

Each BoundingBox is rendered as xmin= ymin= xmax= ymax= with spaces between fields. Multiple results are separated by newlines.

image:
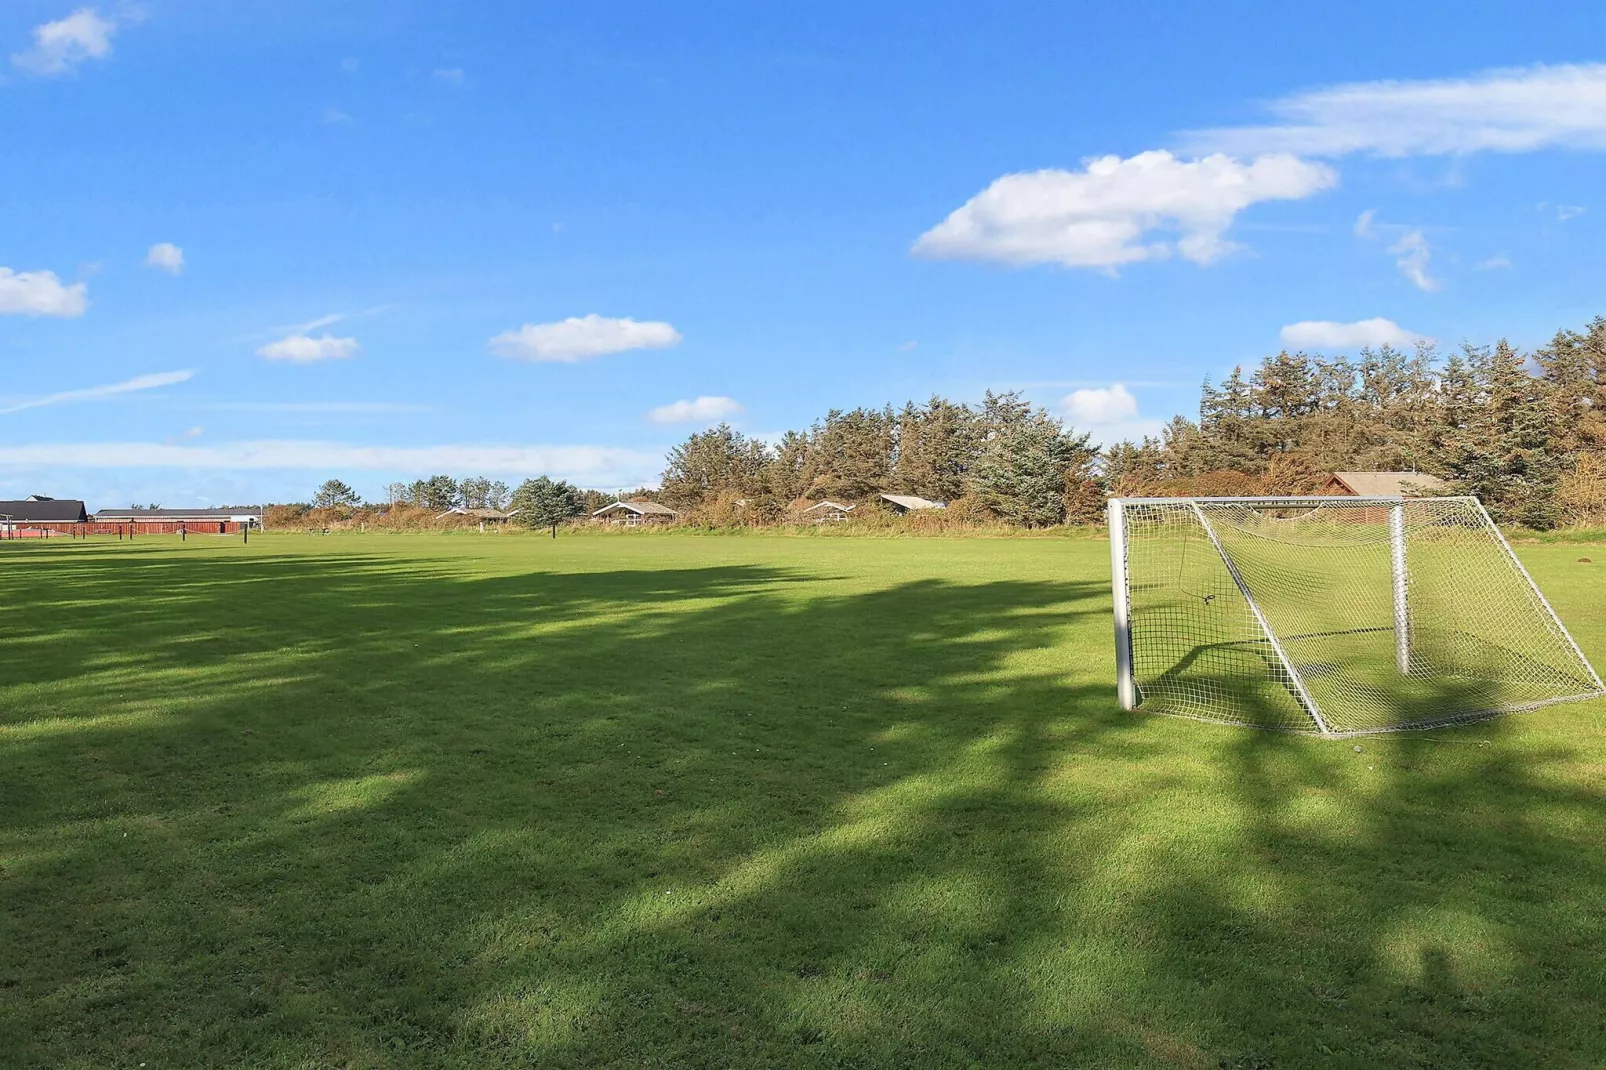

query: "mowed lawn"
xmin=5 ymin=534 xmax=1606 ymax=1069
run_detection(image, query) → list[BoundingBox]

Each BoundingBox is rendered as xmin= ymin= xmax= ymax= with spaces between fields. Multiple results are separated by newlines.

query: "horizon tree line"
xmin=288 ymin=312 xmax=1606 ymax=530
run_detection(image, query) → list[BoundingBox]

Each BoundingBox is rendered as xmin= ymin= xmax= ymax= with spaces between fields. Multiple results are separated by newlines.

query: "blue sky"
xmin=3 ymin=1 xmax=1605 ymax=507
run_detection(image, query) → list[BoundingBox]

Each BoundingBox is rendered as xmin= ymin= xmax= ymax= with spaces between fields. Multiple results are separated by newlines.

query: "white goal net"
xmin=1108 ymin=496 xmax=1605 ymax=736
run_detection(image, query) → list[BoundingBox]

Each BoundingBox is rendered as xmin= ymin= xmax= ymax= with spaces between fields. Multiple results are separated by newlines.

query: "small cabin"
xmin=801 ymin=500 xmax=855 ymax=523
xmin=1320 ymin=472 xmax=1448 ymax=498
xmin=593 ymin=501 xmax=679 ymax=526
xmin=879 ymin=493 xmax=947 ymax=514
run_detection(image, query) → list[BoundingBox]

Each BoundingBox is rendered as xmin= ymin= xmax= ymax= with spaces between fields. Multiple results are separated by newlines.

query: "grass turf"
xmin=4 ymin=533 xmax=1606 ymax=1068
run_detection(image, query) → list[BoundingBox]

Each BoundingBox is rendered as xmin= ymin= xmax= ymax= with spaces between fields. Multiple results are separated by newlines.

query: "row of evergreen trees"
xmin=659 ymin=390 xmax=1102 ymax=527
xmin=660 ymin=315 xmax=1606 ymax=530
xmin=1106 ymin=315 xmax=1606 ymax=528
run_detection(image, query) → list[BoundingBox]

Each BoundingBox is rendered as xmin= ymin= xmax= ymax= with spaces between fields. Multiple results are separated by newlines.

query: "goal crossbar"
xmin=1109 ymin=495 xmax=1606 ymax=736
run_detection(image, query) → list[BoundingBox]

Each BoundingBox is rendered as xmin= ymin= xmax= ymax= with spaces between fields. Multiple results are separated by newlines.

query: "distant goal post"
xmin=1108 ymin=495 xmax=1606 ymax=737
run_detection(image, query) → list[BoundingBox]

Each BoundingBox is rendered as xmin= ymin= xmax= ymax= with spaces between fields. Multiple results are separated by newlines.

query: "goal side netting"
xmin=1108 ymin=496 xmax=1605 ymax=736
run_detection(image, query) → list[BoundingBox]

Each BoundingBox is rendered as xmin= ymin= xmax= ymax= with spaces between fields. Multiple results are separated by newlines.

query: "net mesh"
xmin=1116 ymin=497 xmax=1604 ymax=735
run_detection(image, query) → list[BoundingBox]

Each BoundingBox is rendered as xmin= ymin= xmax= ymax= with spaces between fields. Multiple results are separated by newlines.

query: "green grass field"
xmin=5 ymin=533 xmax=1606 ymax=1069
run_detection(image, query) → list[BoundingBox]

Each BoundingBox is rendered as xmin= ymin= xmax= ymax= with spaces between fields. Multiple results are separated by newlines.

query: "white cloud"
xmin=898 ymin=340 xmax=918 ymax=352
xmin=432 ymin=67 xmax=464 ymax=84
xmin=11 ymin=8 xmax=119 ymax=77
xmin=0 ymin=440 xmax=661 ymax=485
xmin=1388 ymin=229 xmax=1439 ymax=291
xmin=0 ymin=267 xmax=88 ymax=317
xmin=323 ymin=107 xmax=355 ymax=125
xmin=1475 ymin=254 xmax=1513 ymax=270
xmin=0 ymin=370 xmax=193 ymax=415
xmin=1062 ymin=383 xmax=1139 ymax=425
xmin=1279 ymin=317 xmax=1430 ymax=351
xmin=1353 ymin=209 xmax=1377 ymax=238
xmin=144 ymin=242 xmax=184 ymax=275
xmin=1057 ymin=383 xmax=1165 ymax=445
xmin=256 ymin=334 xmax=361 ymax=363
xmin=1183 ymin=63 xmax=1606 ymax=158
xmin=647 ymin=396 xmax=744 ymax=425
xmin=489 ymin=314 xmax=682 ymax=363
xmin=1557 ymin=203 xmax=1587 ymax=220
xmin=913 ymin=151 xmax=1336 ymax=270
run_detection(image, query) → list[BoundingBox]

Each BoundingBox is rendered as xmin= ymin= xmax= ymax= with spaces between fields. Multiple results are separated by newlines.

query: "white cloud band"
xmin=490 ymin=314 xmax=682 ymax=362
xmin=1184 ymin=63 xmax=1606 ymax=158
xmin=647 ymin=396 xmax=743 ymax=424
xmin=256 ymin=334 xmax=361 ymax=363
xmin=0 ymin=370 xmax=194 ymax=415
xmin=1279 ymin=317 xmax=1430 ymax=351
xmin=0 ymin=440 xmax=660 ymax=486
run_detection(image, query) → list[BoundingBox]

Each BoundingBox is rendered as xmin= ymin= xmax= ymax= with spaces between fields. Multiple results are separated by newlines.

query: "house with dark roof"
xmin=0 ymin=498 xmax=89 ymax=535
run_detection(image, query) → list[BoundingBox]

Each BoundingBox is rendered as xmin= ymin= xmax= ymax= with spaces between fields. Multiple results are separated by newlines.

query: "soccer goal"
xmin=1108 ymin=496 xmax=1606 ymax=736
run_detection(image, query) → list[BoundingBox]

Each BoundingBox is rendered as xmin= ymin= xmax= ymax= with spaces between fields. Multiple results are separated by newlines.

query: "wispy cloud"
xmin=192 ymin=401 xmax=432 ymax=414
xmin=647 ymin=396 xmax=743 ymax=425
xmin=0 ymin=440 xmax=661 ymax=486
xmin=1388 ymin=229 xmax=1439 ymax=291
xmin=1182 ymin=63 xmax=1606 ymax=158
xmin=144 ymin=242 xmax=184 ymax=275
xmin=10 ymin=7 xmax=129 ymax=77
xmin=0 ymin=370 xmax=193 ymax=415
xmin=1475 ymin=254 xmax=1513 ymax=270
xmin=1354 ymin=211 xmax=1441 ymax=291
xmin=432 ymin=67 xmax=464 ymax=85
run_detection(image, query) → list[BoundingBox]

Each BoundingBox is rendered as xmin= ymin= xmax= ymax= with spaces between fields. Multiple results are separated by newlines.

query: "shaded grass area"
xmin=3 ymin=534 xmax=1606 ymax=1068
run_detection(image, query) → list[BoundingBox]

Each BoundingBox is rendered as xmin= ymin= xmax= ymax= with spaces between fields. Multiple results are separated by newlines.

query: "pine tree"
xmin=511 ymin=477 xmax=584 ymax=537
xmin=806 ymin=407 xmax=896 ymax=500
xmin=971 ymin=395 xmax=1092 ymax=526
xmin=659 ymin=425 xmax=772 ymax=509
xmin=312 ymin=479 xmax=361 ymax=511
xmin=894 ymin=396 xmax=977 ymax=502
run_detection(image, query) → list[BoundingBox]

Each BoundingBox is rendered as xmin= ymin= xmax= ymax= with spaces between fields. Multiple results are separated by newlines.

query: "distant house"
xmin=0 ymin=498 xmax=89 ymax=535
xmin=593 ymin=501 xmax=679 ymax=525
xmin=93 ymin=507 xmax=264 ymax=534
xmin=1320 ymin=472 xmax=1449 ymax=498
xmin=879 ymin=493 xmax=947 ymax=513
xmin=436 ymin=507 xmax=516 ymax=523
xmin=801 ymin=500 xmax=855 ymax=523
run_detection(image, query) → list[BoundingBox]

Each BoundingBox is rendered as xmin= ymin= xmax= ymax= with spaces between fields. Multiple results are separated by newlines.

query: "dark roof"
xmin=0 ymin=499 xmax=88 ymax=523
xmin=93 ymin=507 xmax=264 ymax=520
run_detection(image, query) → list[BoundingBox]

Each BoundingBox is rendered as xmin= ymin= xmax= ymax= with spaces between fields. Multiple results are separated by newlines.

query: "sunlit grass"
xmin=2 ymin=533 xmax=1605 ymax=1067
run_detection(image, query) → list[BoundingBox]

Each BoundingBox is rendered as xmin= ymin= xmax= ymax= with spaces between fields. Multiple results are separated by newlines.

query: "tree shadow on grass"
xmin=3 ymin=541 xmax=1605 ymax=1068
